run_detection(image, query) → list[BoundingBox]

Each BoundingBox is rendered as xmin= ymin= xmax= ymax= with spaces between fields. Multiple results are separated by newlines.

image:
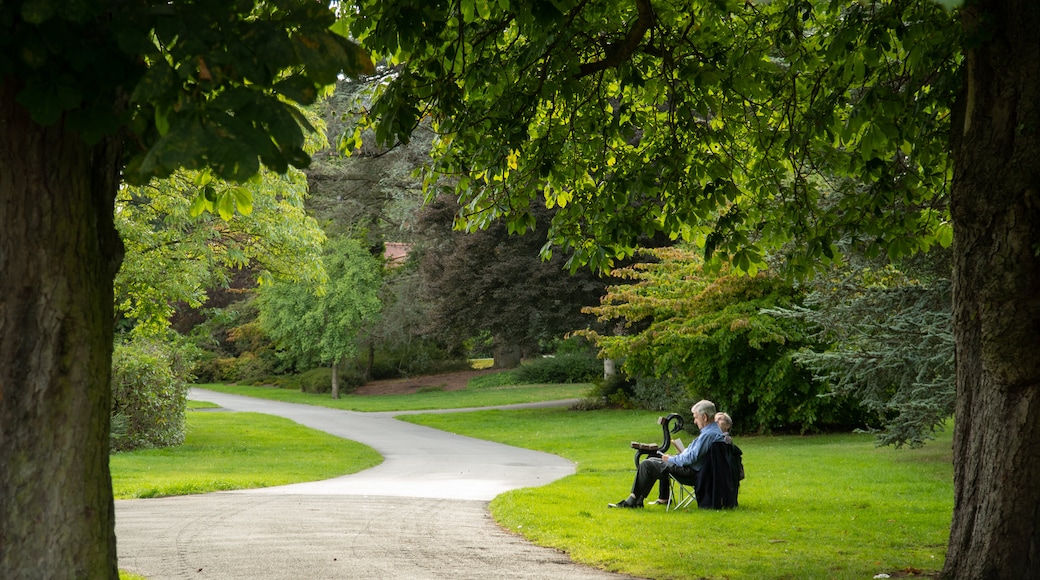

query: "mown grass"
xmin=110 ymin=410 xmax=381 ymax=499
xmin=196 ymin=381 xmax=590 ymax=412
xmin=400 ymin=408 xmax=954 ymax=580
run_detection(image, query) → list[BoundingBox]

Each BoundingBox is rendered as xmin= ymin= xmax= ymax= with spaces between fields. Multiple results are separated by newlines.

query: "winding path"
xmin=115 ymin=389 xmax=636 ymax=579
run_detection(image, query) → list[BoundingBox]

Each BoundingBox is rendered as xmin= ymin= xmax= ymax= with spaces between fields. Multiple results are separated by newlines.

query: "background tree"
xmin=768 ymin=262 xmax=955 ymax=448
xmin=257 ymin=236 xmax=382 ymax=399
xmin=342 ymin=0 xmax=1039 ymax=575
xmin=582 ymin=246 xmax=868 ymax=433
xmin=116 ymin=165 xmax=328 ymax=335
xmin=415 ymin=195 xmax=606 ymax=368
xmin=0 ymin=3 xmax=370 ymax=576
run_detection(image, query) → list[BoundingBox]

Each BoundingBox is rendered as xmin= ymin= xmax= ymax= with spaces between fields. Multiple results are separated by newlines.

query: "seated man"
xmin=609 ymin=399 xmax=726 ymax=508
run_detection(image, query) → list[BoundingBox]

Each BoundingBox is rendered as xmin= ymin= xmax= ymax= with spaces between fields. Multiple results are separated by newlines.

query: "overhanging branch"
xmin=577 ymin=0 xmax=654 ymax=77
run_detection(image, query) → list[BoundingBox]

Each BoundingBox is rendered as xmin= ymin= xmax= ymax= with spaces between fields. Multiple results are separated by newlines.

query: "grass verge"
xmin=195 ymin=381 xmax=590 ymax=412
xmin=110 ymin=410 xmax=381 ymax=499
xmin=399 ymin=408 xmax=953 ymax=580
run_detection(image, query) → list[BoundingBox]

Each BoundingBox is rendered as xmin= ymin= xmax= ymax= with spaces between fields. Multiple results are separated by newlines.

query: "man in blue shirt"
xmin=609 ymin=399 xmax=726 ymax=508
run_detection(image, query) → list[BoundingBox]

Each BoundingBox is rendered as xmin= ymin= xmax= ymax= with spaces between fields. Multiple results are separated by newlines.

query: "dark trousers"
xmin=631 ymin=458 xmax=699 ymax=501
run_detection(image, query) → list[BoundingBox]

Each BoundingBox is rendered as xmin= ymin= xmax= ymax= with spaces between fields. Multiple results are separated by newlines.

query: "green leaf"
xmin=194 ymin=170 xmax=213 ymax=187
xmin=188 ymin=191 xmax=210 ymax=217
xmin=231 ymin=186 xmax=253 ymax=216
xmin=216 ymin=190 xmax=236 ymax=221
xmin=461 ymin=0 xmax=476 ymax=21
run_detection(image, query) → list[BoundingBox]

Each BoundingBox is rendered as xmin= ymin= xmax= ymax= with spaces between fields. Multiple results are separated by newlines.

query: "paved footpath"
xmin=115 ymin=389 xmax=638 ymax=579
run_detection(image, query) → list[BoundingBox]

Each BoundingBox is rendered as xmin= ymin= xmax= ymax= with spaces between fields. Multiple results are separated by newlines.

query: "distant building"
xmin=383 ymin=242 xmax=411 ymax=266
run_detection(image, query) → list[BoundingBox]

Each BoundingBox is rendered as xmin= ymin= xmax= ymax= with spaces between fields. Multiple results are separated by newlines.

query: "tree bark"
xmin=493 ymin=339 xmax=522 ymax=369
xmin=331 ymin=360 xmax=341 ymax=399
xmin=944 ymin=1 xmax=1040 ymax=577
xmin=0 ymin=83 xmax=124 ymax=578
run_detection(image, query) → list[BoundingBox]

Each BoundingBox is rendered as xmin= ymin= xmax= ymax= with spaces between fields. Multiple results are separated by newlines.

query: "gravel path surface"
xmin=115 ymin=389 xmax=638 ymax=579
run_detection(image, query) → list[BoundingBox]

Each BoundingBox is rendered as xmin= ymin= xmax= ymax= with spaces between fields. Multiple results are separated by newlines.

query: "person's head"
xmin=691 ymin=400 xmax=717 ymax=429
xmin=715 ymin=412 xmax=732 ymax=433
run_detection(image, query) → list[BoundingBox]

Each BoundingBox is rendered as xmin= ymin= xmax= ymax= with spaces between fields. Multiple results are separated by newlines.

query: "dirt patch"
xmin=353 ymin=368 xmax=503 ymax=396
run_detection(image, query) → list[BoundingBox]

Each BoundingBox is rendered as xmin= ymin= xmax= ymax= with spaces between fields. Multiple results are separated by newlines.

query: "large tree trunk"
xmin=944 ymin=1 xmax=1040 ymax=577
xmin=0 ymin=83 xmax=124 ymax=578
xmin=492 ymin=338 xmax=522 ymax=369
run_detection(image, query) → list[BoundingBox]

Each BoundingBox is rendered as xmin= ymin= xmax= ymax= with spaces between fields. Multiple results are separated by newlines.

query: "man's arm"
xmin=670 ymin=424 xmax=722 ymax=467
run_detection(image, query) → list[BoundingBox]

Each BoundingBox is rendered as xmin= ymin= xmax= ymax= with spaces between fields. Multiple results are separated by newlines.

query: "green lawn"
xmin=110 ymin=409 xmax=381 ymax=499
xmin=115 ymin=388 xmax=954 ymax=579
xmin=195 ymin=381 xmax=591 ymax=411
xmin=400 ymin=409 xmax=954 ymax=580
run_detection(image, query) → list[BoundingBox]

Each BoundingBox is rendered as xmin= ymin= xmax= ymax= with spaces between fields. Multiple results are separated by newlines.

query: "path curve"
xmin=115 ymin=389 xmax=637 ymax=579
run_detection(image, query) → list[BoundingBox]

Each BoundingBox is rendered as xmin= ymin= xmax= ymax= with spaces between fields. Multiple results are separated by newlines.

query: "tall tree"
xmin=257 ymin=235 xmax=383 ymax=398
xmin=0 ymin=3 xmax=370 ymax=577
xmin=343 ymin=0 xmax=1039 ymax=576
xmin=415 ymin=195 xmax=605 ymax=367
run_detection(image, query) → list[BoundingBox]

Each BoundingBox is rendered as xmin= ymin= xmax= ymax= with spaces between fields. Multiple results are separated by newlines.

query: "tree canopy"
xmin=116 ymin=164 xmax=328 ymax=335
xmin=2 ymin=0 xmax=372 ymax=184
xmin=346 ymin=0 xmax=956 ymax=273
xmin=581 ymin=246 xmax=868 ymax=433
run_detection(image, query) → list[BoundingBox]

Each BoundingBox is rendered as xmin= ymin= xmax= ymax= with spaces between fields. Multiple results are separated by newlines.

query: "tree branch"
xmin=577 ymin=0 xmax=654 ymax=78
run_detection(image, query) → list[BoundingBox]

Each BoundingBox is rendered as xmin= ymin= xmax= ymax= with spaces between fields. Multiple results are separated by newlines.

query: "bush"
xmin=277 ymin=366 xmax=365 ymax=395
xmin=581 ymin=374 xmax=637 ymax=409
xmin=282 ymin=367 xmax=333 ymax=394
xmin=630 ymin=375 xmax=697 ymax=413
xmin=513 ymin=352 xmax=602 ymax=384
xmin=467 ymin=370 xmax=520 ymax=389
xmin=110 ymin=338 xmax=194 ymax=452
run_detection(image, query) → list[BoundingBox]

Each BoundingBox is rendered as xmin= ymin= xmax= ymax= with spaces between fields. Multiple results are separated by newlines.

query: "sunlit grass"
xmin=196 ymin=381 xmax=590 ymax=412
xmin=400 ymin=409 xmax=954 ymax=579
xmin=110 ymin=410 xmax=381 ymax=499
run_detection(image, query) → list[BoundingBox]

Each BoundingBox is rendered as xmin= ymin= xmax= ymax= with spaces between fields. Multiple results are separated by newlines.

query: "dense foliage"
xmin=110 ymin=338 xmax=195 ymax=452
xmin=344 ymin=0 xmax=956 ymax=274
xmin=257 ymin=235 xmax=382 ymax=384
xmin=769 ymin=267 xmax=954 ymax=447
xmin=581 ymin=247 xmax=868 ymax=433
xmin=512 ymin=352 xmax=603 ymax=385
xmin=2 ymin=0 xmax=373 ymax=186
xmin=415 ymin=196 xmax=606 ymax=366
xmin=116 ymin=164 xmax=328 ymax=336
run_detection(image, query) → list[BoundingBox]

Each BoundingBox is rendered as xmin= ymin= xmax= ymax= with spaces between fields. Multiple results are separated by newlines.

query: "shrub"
xmin=294 ymin=367 xmax=334 ymax=394
xmin=369 ymin=341 xmax=469 ymax=379
xmin=110 ymin=338 xmax=194 ymax=452
xmin=630 ymin=375 xmax=697 ymax=413
xmin=581 ymin=374 xmax=637 ymax=409
xmin=467 ymin=370 xmax=520 ymax=389
xmin=513 ymin=352 xmax=602 ymax=384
